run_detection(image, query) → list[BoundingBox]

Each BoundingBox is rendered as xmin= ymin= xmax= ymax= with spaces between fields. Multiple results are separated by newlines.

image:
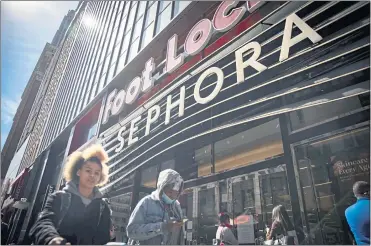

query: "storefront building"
xmin=98 ymin=1 xmax=370 ymax=245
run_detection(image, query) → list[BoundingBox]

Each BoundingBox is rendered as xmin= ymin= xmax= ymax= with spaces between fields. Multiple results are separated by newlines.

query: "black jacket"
xmin=30 ymin=187 xmax=111 ymax=245
xmin=1 ymin=222 xmax=9 ymax=245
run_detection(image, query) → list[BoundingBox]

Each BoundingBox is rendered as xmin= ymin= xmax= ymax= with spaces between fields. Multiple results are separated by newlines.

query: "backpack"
xmin=56 ymin=191 xmax=72 ymax=229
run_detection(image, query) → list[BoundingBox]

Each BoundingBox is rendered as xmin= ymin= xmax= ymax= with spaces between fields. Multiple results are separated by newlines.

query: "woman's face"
xmin=77 ymin=161 xmax=102 ymax=189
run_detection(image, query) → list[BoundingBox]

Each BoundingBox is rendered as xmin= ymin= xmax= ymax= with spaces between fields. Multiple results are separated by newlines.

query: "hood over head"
xmin=63 ymin=181 xmax=103 ymax=200
xmin=151 ymin=169 xmax=184 ymax=201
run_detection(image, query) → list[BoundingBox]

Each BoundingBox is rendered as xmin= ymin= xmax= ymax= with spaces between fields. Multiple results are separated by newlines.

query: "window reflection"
xmin=160 ymin=159 xmax=175 ymax=171
xmin=140 ymin=165 xmax=158 ymax=188
xmin=214 ymin=119 xmax=283 ymax=172
xmin=232 ymin=165 xmax=291 ymax=244
xmin=294 ymin=126 xmax=370 ymax=244
xmin=198 ymin=184 xmax=217 ymax=245
xmin=109 ymin=193 xmax=132 ymax=243
xmin=195 ymin=145 xmax=212 ymax=177
xmin=289 ymin=96 xmax=366 ymax=131
xmin=179 ymin=188 xmax=193 ymax=220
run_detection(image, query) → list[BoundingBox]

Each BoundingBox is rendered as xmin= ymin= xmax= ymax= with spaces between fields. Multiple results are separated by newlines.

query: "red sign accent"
xmin=136 ymin=11 xmax=262 ymax=107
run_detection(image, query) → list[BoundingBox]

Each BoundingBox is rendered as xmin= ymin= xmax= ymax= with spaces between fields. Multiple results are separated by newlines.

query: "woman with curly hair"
xmin=30 ymin=144 xmax=111 ymax=245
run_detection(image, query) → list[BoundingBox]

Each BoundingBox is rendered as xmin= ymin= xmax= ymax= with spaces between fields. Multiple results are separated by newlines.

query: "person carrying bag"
xmin=215 ymin=213 xmax=238 ymax=245
xmin=29 ymin=145 xmax=111 ymax=245
xmin=264 ymin=205 xmax=298 ymax=245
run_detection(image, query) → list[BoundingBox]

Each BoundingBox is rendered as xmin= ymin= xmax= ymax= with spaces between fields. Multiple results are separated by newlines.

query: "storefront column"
xmin=17 ymin=149 xmax=50 ymax=244
xmin=279 ymin=115 xmax=304 ymax=242
xmin=192 ymin=187 xmax=199 ymax=219
xmin=227 ymin=179 xmax=233 ymax=214
xmin=215 ymin=182 xmax=220 ymax=216
xmin=253 ymin=173 xmax=262 ymax=215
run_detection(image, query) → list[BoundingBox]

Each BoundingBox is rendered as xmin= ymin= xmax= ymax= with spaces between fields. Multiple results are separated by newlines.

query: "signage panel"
xmin=109 ymin=13 xmax=323 ymax=152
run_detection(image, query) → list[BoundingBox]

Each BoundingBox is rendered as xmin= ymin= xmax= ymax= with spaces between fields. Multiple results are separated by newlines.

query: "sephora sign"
xmin=102 ymin=2 xmax=323 ymax=152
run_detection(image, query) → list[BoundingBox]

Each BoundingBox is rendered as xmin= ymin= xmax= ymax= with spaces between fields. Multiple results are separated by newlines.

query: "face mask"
xmin=161 ymin=193 xmax=175 ymax=204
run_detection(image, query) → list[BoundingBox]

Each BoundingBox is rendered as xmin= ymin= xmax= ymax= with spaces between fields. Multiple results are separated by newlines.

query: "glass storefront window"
xmin=109 ymin=193 xmax=132 ymax=243
xmin=179 ymin=188 xmax=194 ymax=220
xmin=140 ymin=165 xmax=158 ymax=188
xmin=232 ymin=165 xmax=292 ymax=244
xmin=293 ymin=126 xmax=370 ymax=244
xmin=289 ymin=96 xmax=367 ymax=132
xmin=198 ymin=183 xmax=218 ymax=245
xmin=180 ymin=164 xmax=292 ymax=245
xmin=214 ymin=119 xmax=284 ymax=173
xmin=195 ymin=145 xmax=212 ymax=177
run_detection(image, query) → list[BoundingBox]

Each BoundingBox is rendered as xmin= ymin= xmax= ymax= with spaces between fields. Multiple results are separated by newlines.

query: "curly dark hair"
xmin=63 ymin=144 xmax=109 ymax=186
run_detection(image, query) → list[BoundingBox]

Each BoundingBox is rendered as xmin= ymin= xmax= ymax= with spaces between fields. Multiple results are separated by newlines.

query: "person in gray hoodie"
xmin=30 ymin=145 xmax=111 ymax=245
xmin=127 ymin=169 xmax=185 ymax=245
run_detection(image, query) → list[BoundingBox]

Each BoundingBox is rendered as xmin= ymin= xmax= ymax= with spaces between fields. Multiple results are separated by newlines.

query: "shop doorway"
xmin=292 ymin=126 xmax=370 ymax=244
xmin=178 ymin=163 xmax=293 ymax=245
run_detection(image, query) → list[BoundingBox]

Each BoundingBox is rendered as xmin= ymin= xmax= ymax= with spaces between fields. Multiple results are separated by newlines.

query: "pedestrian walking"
xmin=215 ymin=213 xmax=239 ymax=245
xmin=126 ymin=169 xmax=185 ymax=245
xmin=345 ymin=181 xmax=370 ymax=245
xmin=265 ymin=205 xmax=298 ymax=245
xmin=29 ymin=144 xmax=111 ymax=245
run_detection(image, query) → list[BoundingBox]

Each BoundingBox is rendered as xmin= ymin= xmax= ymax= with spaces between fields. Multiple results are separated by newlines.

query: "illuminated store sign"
xmin=102 ymin=1 xmax=265 ymax=124
xmin=111 ymin=13 xmax=323 ymax=152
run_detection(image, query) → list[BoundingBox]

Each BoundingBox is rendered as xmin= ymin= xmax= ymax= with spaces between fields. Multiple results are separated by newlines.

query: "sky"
xmin=1 ymin=1 xmax=78 ymax=150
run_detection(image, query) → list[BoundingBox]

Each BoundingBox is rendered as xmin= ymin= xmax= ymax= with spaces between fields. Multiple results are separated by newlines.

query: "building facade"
xmin=51 ymin=10 xmax=76 ymax=47
xmin=1 ymin=42 xmax=56 ymax=182
xmin=1 ymin=9 xmax=75 ymax=244
xmin=10 ymin=1 xmax=370 ymax=245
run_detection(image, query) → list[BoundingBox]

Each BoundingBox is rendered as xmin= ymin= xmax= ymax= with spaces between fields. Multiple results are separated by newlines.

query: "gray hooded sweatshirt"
xmin=64 ymin=181 xmax=104 ymax=206
xmin=127 ymin=169 xmax=185 ymax=245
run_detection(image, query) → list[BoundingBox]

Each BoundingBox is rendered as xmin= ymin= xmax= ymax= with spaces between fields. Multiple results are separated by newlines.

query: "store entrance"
xmin=179 ymin=163 xmax=293 ymax=245
xmin=293 ymin=126 xmax=370 ymax=244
